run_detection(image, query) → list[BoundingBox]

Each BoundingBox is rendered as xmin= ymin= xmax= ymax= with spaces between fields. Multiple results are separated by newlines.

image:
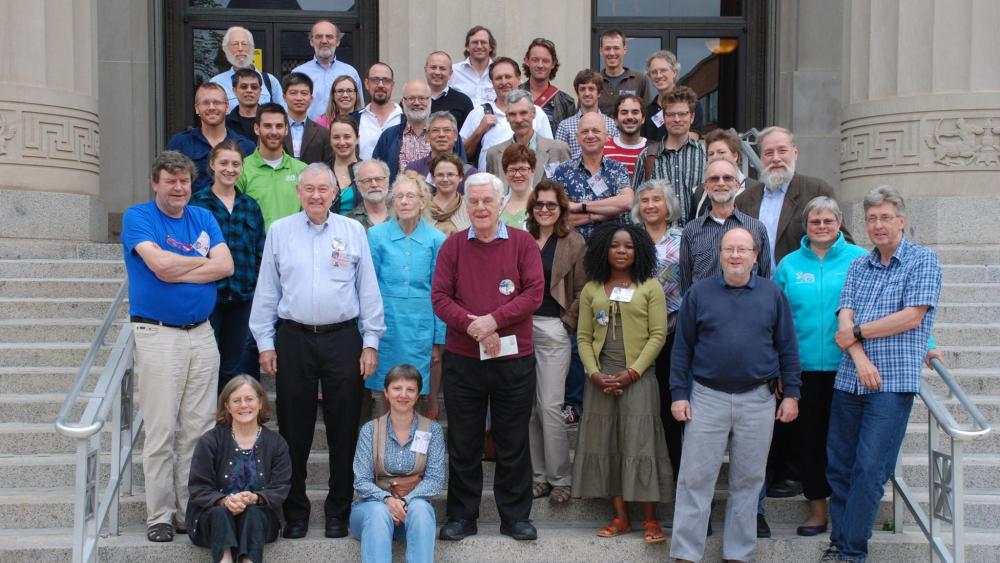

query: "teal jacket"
xmin=774 ymin=233 xmax=868 ymax=371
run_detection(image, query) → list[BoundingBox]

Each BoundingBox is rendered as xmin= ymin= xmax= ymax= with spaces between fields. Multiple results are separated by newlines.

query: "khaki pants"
xmin=529 ymin=316 xmax=572 ymax=486
xmin=133 ymin=321 xmax=219 ymax=526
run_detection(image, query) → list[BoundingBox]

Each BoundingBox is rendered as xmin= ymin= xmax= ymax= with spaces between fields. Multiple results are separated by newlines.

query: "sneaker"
xmin=820 ymin=544 xmax=839 ymax=562
xmin=562 ymin=404 xmax=580 ymax=425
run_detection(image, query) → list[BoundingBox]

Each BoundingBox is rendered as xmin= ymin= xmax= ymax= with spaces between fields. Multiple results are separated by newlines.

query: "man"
xmin=485 ymin=90 xmax=571 ymax=185
xmin=827 ymin=186 xmax=941 ymax=563
xmin=403 ymin=111 xmax=478 ymax=187
xmin=551 ymin=112 xmax=633 ymax=240
xmin=669 ymin=227 xmax=800 ymax=563
xmin=210 ymin=26 xmax=285 ymax=109
xmin=431 ymin=172 xmax=543 ymax=542
xmin=679 ymin=158 xmax=772 ymax=293
xmin=372 ymin=80 xmax=463 ymax=182
xmin=632 ymin=86 xmax=705 ymax=226
xmin=555 ymin=70 xmax=619 ymax=160
xmin=426 ymin=50 xmax=474 ymax=130
xmin=597 ymin=29 xmax=652 ymax=117
xmin=291 ymin=20 xmax=365 ymax=121
xmin=250 ymin=162 xmax=385 ymax=540
xmin=450 ymin=26 xmax=497 ymax=106
xmin=167 ymin=82 xmax=255 ymax=193
xmin=226 ymin=68 xmax=262 ymax=142
xmin=357 ymin=63 xmax=402 ymax=160
xmin=604 ymin=94 xmax=647 ymax=179
xmin=281 ymin=72 xmax=334 ymax=165
xmin=346 ymin=159 xmax=391 ymax=230
xmin=121 ymin=151 xmax=234 ymax=542
xmin=643 ymin=50 xmax=704 ymax=141
xmin=236 ymin=104 xmax=308 ymax=230
xmin=521 ymin=38 xmax=576 ymax=135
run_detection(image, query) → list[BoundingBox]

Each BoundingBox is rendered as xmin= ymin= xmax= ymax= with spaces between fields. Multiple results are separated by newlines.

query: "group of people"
xmin=121 ymin=19 xmax=943 ymax=563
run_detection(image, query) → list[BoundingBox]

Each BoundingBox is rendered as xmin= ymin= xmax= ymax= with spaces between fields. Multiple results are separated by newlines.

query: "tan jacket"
xmin=547 ymin=231 xmax=587 ymax=331
xmin=485 ymin=136 xmax=571 ymax=186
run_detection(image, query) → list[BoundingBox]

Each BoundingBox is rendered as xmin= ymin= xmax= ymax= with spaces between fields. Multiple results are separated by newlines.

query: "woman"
xmin=189 ymin=141 xmax=266 ymax=390
xmin=368 ymin=172 xmax=447 ymax=419
xmin=316 ymin=75 xmax=360 ymax=128
xmin=573 ymin=222 xmax=672 ymax=544
xmin=526 ymin=179 xmax=586 ymax=504
xmin=187 ymin=376 xmax=291 ymax=563
xmin=328 ymin=114 xmax=360 ymax=215
xmin=500 ymin=144 xmax=536 ymax=228
xmin=772 ymin=196 xmax=868 ymax=537
xmin=351 ymin=364 xmax=446 ymax=563
xmin=632 ymin=179 xmax=685 ymax=479
xmin=425 ymin=153 xmax=471 ymax=236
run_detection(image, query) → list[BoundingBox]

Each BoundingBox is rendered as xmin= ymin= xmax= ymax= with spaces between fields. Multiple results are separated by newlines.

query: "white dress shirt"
xmin=459 ymin=102 xmax=553 ymax=170
xmin=449 ymin=58 xmax=495 ymax=107
xmin=357 ymin=103 xmax=403 ymax=160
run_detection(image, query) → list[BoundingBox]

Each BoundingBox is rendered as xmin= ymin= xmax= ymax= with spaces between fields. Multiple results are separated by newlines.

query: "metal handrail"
xmin=891 ymin=358 xmax=992 ymax=563
xmin=53 ymin=280 xmax=141 ymax=563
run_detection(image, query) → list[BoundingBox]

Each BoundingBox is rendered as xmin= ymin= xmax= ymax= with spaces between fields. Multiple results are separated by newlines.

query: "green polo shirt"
xmin=236 ymin=149 xmax=308 ymax=230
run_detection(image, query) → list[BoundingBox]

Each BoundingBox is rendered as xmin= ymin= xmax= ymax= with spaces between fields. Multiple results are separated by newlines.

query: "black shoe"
xmin=325 ymin=516 xmax=348 ymax=538
xmin=438 ymin=519 xmax=477 ymax=541
xmin=282 ymin=520 xmax=308 ymax=539
xmin=756 ymin=514 xmax=771 ymax=538
xmin=500 ymin=520 xmax=537 ymax=540
xmin=796 ymin=522 xmax=828 ymax=536
xmin=766 ymin=478 xmax=803 ymax=498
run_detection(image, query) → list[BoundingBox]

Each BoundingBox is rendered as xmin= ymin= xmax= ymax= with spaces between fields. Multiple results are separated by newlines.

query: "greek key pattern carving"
xmin=840 ymin=120 xmax=920 ymax=174
xmin=0 ymin=104 xmax=99 ymax=173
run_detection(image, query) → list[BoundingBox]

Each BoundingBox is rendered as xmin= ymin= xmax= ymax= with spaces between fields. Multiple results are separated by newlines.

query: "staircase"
xmin=0 ymin=239 xmax=997 ymax=562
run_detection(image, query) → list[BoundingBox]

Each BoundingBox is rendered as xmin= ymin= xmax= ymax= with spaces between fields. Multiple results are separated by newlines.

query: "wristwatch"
xmin=853 ymin=324 xmax=864 ymax=341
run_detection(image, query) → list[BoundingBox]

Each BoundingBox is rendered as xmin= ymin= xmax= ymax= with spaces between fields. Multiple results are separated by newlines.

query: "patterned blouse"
xmin=654 ymin=226 xmax=684 ymax=315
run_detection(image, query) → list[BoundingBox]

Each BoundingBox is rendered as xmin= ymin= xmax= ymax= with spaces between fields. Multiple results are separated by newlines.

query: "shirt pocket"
xmin=329 ymin=251 xmax=360 ymax=282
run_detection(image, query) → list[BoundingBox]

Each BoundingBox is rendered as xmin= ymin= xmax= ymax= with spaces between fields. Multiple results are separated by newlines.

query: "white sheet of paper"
xmin=609 ymin=286 xmax=635 ymax=303
xmin=588 ymin=175 xmax=609 ymax=196
xmin=410 ymin=430 xmax=432 ymax=454
xmin=651 ymin=110 xmax=665 ymax=128
xmin=479 ymin=335 xmax=518 ymax=360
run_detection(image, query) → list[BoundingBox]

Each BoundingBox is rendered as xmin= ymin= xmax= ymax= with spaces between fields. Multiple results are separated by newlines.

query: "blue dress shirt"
xmin=291 ymin=57 xmax=365 ymax=121
xmin=352 ymin=416 xmax=446 ymax=503
xmin=758 ymin=182 xmax=788 ymax=270
xmin=210 ymin=68 xmax=286 ymax=110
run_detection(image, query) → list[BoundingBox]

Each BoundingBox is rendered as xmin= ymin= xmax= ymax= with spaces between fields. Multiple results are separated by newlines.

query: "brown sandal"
xmin=597 ymin=517 xmax=630 ymax=537
xmin=549 ymin=485 xmax=571 ymax=504
xmin=642 ymin=519 xmax=666 ymax=543
xmin=532 ymin=481 xmax=553 ymax=498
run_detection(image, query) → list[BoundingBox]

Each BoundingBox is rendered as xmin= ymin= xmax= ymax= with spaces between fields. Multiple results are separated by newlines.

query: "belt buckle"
xmin=311 ymin=324 xmax=319 ymax=334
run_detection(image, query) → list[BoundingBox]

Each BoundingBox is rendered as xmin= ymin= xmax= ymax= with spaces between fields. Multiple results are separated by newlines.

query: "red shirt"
xmin=431 ymin=226 xmax=544 ymax=359
xmin=603 ymin=136 xmax=647 ymax=180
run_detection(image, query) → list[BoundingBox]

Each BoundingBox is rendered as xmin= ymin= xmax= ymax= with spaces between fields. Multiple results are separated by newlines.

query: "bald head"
xmin=577 ymin=112 xmax=609 ymax=157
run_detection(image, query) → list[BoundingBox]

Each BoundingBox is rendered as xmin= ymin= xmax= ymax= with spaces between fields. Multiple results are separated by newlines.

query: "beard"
xmin=763 ymin=159 xmax=796 ymax=188
xmin=708 ymin=189 xmax=736 ymax=204
xmin=315 ymin=46 xmax=335 ymax=60
xmin=226 ymin=51 xmax=253 ymax=70
xmin=404 ymin=106 xmax=430 ymax=124
xmin=363 ymin=190 xmax=387 ymax=204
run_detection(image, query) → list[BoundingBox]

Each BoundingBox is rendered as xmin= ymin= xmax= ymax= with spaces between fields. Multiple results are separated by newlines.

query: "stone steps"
xmin=939 ymin=283 xmax=1000 ymax=302
xmin=932 ymin=324 xmax=1000 ymax=348
xmin=0 ymin=278 xmax=123 ymax=298
xmin=0 ymin=298 xmax=127 ymax=320
xmin=934 ymin=303 xmax=1000 ymax=323
xmin=0 ymin=343 xmax=111 ymax=368
xmin=929 ymin=245 xmax=1000 ymax=266
xmin=0 ymin=240 xmax=121 ymax=261
xmin=0 ymin=319 xmax=118 ymax=343
xmin=940 ymin=265 xmax=1000 ymax=283
xmin=938 ymin=346 xmax=1000 ymax=370
xmin=0 ymin=259 xmax=125 ymax=278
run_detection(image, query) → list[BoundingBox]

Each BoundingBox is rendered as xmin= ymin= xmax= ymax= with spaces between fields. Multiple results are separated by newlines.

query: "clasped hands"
xmin=466 ymin=314 xmax=500 ymax=356
xmin=218 ymin=491 xmax=259 ymax=515
xmin=385 ymin=475 xmax=422 ymax=525
xmin=590 ymin=369 xmax=636 ymax=396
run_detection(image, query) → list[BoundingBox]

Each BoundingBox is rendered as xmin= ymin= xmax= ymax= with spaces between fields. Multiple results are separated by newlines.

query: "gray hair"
xmin=298 ymin=162 xmax=336 ymax=187
xmin=705 ymin=156 xmax=742 ymax=180
xmin=719 ymin=226 xmax=759 ymax=253
xmin=387 ymin=171 xmax=433 ymax=217
xmin=863 ymin=185 xmax=906 ymax=217
xmin=646 ymin=49 xmax=680 ymax=73
xmin=505 ymin=89 xmax=534 ymax=108
xmin=151 ymin=150 xmax=198 ymax=183
xmin=631 ymin=179 xmax=681 ymax=227
xmin=428 ymin=110 xmax=458 ymax=131
xmin=801 ymin=196 xmax=844 ymax=231
xmin=354 ymin=159 xmax=391 ymax=181
xmin=222 ymin=26 xmax=254 ymax=52
xmin=757 ymin=126 xmax=796 ymax=147
xmin=464 ymin=172 xmax=505 ymax=201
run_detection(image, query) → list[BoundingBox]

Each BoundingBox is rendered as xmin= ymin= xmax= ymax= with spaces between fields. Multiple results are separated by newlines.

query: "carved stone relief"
xmin=0 ymin=103 xmax=100 ymax=174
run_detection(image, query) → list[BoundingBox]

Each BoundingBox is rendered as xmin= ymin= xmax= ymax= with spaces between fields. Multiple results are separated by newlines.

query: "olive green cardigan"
xmin=577 ymin=278 xmax=666 ymax=376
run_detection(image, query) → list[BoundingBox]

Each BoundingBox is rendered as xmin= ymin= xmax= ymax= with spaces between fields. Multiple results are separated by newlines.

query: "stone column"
xmin=0 ymin=0 xmax=103 ymax=241
xmin=840 ymin=0 xmax=1000 ymax=245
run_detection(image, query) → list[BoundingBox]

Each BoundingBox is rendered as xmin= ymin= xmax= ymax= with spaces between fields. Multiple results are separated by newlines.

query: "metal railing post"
xmin=893 ymin=445 xmax=905 ymax=534
xmin=952 ymin=439 xmax=966 ymax=563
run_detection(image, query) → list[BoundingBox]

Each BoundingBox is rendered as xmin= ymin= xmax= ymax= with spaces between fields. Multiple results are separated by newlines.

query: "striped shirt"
xmin=603 ymin=136 xmax=647 ymax=180
xmin=835 ymin=238 xmax=941 ymax=395
xmin=632 ymin=138 xmax=706 ymax=226
xmin=678 ymin=209 xmax=772 ymax=293
xmin=554 ymin=110 xmax=620 ymax=160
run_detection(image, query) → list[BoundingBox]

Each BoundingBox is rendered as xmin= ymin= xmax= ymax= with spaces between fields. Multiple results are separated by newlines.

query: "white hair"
xmin=222 ymin=26 xmax=254 ymax=52
xmin=464 ymin=172 xmax=505 ymax=201
xmin=298 ymin=162 xmax=336 ymax=187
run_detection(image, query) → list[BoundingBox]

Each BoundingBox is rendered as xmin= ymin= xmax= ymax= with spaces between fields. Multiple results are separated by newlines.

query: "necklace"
xmin=232 ymin=425 xmax=261 ymax=452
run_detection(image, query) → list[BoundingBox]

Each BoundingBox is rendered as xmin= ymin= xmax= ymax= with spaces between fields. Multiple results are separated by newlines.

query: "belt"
xmin=282 ymin=318 xmax=357 ymax=334
xmin=130 ymin=316 xmax=208 ymax=330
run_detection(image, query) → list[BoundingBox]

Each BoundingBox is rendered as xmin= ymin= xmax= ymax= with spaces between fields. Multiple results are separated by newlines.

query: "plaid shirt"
xmin=835 ymin=237 xmax=941 ymax=395
xmin=632 ymin=138 xmax=706 ymax=226
xmin=554 ymin=110 xmax=619 ymax=160
xmin=551 ymin=156 xmax=632 ymax=240
xmin=399 ymin=123 xmax=430 ymax=173
xmin=188 ymin=189 xmax=266 ymax=303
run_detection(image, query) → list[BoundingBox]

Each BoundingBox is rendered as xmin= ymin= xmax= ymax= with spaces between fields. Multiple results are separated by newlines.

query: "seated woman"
xmin=351 ymin=364 xmax=446 ymax=563
xmin=187 ymin=375 xmax=291 ymax=563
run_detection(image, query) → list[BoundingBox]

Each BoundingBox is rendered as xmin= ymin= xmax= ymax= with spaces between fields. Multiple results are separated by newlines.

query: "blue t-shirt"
xmin=121 ymin=200 xmax=224 ymax=325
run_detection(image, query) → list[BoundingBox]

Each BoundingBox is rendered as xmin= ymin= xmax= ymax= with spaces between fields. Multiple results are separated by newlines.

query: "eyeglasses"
xmin=429 ymin=127 xmax=455 ymax=135
xmin=721 ymin=246 xmax=755 ymax=256
xmin=367 ymin=77 xmax=393 ymax=85
xmin=705 ymin=174 xmax=738 ymax=184
xmin=532 ymin=201 xmax=559 ymax=211
xmin=394 ymin=193 xmax=421 ymax=201
xmin=865 ymin=214 xmax=899 ymax=225
xmin=648 ymin=68 xmax=674 ymax=77
xmin=433 ymin=172 xmax=459 ymax=180
xmin=227 ymin=41 xmax=251 ymax=49
xmin=403 ymin=95 xmax=430 ymax=103
xmin=807 ymin=219 xmax=839 ymax=227
xmin=506 ymin=166 xmax=532 ymax=176
xmin=358 ymin=176 xmax=387 ymax=185
xmin=334 ymin=88 xmax=356 ymax=95
xmin=664 ymin=111 xmax=691 ymax=119
xmin=301 ymin=185 xmax=333 ymax=195
xmin=228 ymin=395 xmax=258 ymax=406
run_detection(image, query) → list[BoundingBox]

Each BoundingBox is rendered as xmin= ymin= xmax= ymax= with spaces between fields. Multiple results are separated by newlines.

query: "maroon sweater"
xmin=432 ymin=227 xmax=544 ymax=359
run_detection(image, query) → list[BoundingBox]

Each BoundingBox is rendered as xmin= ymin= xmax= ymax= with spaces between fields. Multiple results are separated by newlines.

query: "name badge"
xmin=609 ymin=286 xmax=635 ymax=303
xmin=588 ymin=175 xmax=609 ymax=196
xmin=193 ymin=231 xmax=210 ymax=257
xmin=651 ymin=110 xmax=665 ymax=128
xmin=410 ymin=430 xmax=432 ymax=454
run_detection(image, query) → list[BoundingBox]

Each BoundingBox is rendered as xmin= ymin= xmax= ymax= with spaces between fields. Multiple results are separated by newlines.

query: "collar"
xmin=867 ymin=236 xmax=911 ymax=267
xmin=386 ymin=415 xmax=419 ymax=446
xmin=467 ymin=220 xmax=509 ymax=240
xmin=249 ymin=149 xmax=292 ymax=170
xmin=698 ymin=206 xmax=745 ymax=227
xmin=388 ymin=217 xmax=432 ymax=243
xmin=574 ymin=155 xmax=608 ymax=172
xmin=800 ymin=231 xmax=848 ymax=258
xmin=431 ymin=86 xmax=450 ymax=100
xmin=602 ymin=67 xmax=636 ymax=80
xmin=360 ymin=103 xmax=402 ymax=117
xmin=717 ymin=271 xmax=758 ymax=289
xmin=403 ymin=121 xmax=427 ymax=136
xmin=457 ymin=58 xmax=493 ymax=77
xmin=290 ymin=118 xmax=307 ymax=128
xmin=312 ymin=56 xmax=338 ymax=68
xmin=764 ymin=182 xmax=789 ymax=196
xmin=659 ymin=136 xmax=700 ymax=154
xmin=301 ymin=210 xmax=332 ymax=229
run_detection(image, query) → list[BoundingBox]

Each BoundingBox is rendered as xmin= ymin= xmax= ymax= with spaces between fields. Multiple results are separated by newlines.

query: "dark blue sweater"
xmin=670 ymin=273 xmax=801 ymax=400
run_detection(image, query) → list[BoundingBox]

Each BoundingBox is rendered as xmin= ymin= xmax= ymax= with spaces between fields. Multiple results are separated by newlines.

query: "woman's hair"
xmin=330 ymin=113 xmax=360 ymax=137
xmin=324 ymin=75 xmax=360 ymax=118
xmin=216 ymin=375 xmax=271 ymax=426
xmin=501 ymin=144 xmax=537 ymax=174
xmin=525 ymin=179 xmax=571 ymax=239
xmin=583 ymin=222 xmax=657 ymax=284
xmin=704 ymin=128 xmax=742 ymax=161
xmin=429 ymin=152 xmax=465 ymax=176
xmin=210 ymin=139 xmax=245 ymax=164
xmin=388 ymin=170 xmax=432 ymax=216
xmin=802 ymin=196 xmax=844 ymax=232
xmin=384 ymin=363 xmax=423 ymax=393
xmin=630 ymin=179 xmax=681 ymax=227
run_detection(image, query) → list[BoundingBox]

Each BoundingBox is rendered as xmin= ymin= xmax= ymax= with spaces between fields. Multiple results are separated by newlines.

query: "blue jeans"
xmin=349 ymin=499 xmax=436 ymax=563
xmin=826 ymin=390 xmax=914 ymax=562
xmin=563 ymin=334 xmax=585 ymax=408
xmin=207 ymin=297 xmax=258 ymax=393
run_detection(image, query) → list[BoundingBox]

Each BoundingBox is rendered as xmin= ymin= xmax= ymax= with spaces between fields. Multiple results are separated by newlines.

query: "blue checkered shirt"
xmin=554 ymin=110 xmax=619 ymax=160
xmin=835 ymin=237 xmax=941 ymax=395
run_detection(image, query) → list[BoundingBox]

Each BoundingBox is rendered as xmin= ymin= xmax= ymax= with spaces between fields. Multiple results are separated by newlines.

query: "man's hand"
xmin=856 ymin=355 xmax=882 ymax=390
xmin=835 ymin=325 xmax=858 ymax=351
xmin=477 ymin=113 xmax=498 ymax=134
xmin=480 ymin=333 xmax=501 ymax=357
xmin=925 ymin=348 xmax=944 ymax=368
xmin=466 ymin=314 xmax=499 ymax=341
xmin=384 ymin=497 xmax=407 ymax=525
xmin=776 ymin=397 xmax=799 ymax=423
xmin=671 ymin=400 xmax=692 ymax=422
xmin=259 ymin=350 xmax=277 ymax=376
xmin=360 ymin=347 xmax=378 ymax=379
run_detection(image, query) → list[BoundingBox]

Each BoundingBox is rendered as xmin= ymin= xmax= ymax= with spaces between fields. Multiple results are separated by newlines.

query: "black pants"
xmin=442 ymin=351 xmax=536 ymax=524
xmin=766 ymin=388 xmax=803 ymax=489
xmin=798 ymin=371 xmax=836 ymax=500
xmin=654 ymin=330 xmax=684 ymax=479
xmin=275 ymin=320 xmax=362 ymax=523
xmin=192 ymin=505 xmax=275 ymax=563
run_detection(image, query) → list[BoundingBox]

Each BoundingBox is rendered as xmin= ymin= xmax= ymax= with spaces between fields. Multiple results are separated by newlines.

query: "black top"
xmin=432 ymin=87 xmax=475 ymax=131
xmin=226 ymin=107 xmax=258 ymax=144
xmin=535 ymin=235 xmax=562 ymax=317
